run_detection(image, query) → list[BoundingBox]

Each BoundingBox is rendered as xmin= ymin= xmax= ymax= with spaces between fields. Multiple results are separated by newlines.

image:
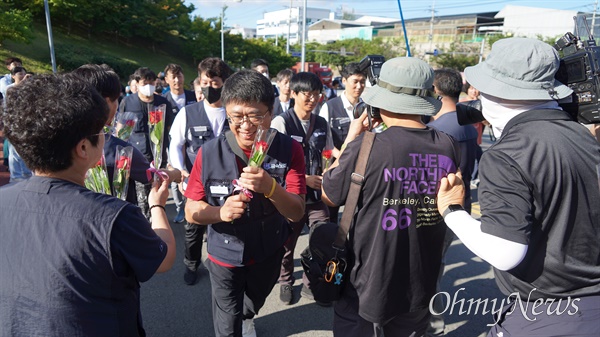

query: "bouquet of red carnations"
xmin=233 ymin=126 xmax=276 ymax=199
xmin=112 ymin=145 xmax=133 ymax=200
xmin=84 ymin=151 xmax=111 ymax=195
xmin=248 ymin=126 xmax=276 ymax=168
xmin=321 ymin=127 xmax=334 ymax=173
xmin=148 ymin=104 xmax=166 ymax=173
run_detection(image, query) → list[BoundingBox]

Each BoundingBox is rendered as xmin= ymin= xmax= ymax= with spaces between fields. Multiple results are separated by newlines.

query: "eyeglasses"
xmin=88 ymin=128 xmax=111 ymax=142
xmin=227 ymin=111 xmax=268 ymax=126
xmin=298 ymin=91 xmax=321 ymax=101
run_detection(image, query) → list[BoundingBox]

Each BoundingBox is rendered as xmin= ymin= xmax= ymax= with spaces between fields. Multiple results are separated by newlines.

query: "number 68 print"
xmin=381 ymin=208 xmax=412 ymax=231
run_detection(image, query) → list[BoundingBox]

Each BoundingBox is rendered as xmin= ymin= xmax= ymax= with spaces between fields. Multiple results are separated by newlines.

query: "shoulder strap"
xmin=333 ymin=131 xmax=375 ymax=250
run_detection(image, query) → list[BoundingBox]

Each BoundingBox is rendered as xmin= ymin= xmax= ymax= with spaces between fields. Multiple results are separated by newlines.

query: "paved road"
xmin=140 ymin=132 xmax=505 ymax=337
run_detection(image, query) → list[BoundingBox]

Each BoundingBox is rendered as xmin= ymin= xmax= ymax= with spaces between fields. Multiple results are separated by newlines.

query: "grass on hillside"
xmin=1 ymin=23 xmax=199 ymax=86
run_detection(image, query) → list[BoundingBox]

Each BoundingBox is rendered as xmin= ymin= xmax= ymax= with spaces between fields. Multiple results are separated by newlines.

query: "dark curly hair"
xmin=221 ymin=70 xmax=274 ymax=113
xmin=2 ymin=73 xmax=108 ymax=173
xmin=434 ymin=68 xmax=463 ymax=100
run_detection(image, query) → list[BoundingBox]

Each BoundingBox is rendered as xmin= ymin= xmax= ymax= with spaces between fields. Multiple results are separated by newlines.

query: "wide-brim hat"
xmin=361 ymin=57 xmax=442 ymax=116
xmin=465 ymin=37 xmax=572 ymax=100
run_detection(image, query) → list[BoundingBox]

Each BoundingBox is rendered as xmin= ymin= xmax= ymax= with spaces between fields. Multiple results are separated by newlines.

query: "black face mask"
xmin=201 ymin=86 xmax=222 ymax=104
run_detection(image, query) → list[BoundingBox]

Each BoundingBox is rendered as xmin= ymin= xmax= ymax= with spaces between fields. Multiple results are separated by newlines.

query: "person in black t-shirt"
xmin=438 ymin=37 xmax=600 ymax=337
xmin=322 ymin=57 xmax=459 ymax=337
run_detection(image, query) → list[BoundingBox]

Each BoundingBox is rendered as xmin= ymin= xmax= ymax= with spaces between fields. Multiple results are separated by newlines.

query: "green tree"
xmin=0 ymin=4 xmax=33 ymax=46
xmin=297 ymin=38 xmax=404 ymax=73
xmin=431 ymin=43 xmax=479 ymax=71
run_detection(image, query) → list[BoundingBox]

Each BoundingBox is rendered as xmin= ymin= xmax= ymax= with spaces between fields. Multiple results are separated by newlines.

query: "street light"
xmin=221 ymin=0 xmax=242 ymax=62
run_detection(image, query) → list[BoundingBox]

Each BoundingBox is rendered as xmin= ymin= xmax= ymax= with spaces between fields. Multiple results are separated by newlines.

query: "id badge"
xmin=209 ymin=185 xmax=229 ymax=197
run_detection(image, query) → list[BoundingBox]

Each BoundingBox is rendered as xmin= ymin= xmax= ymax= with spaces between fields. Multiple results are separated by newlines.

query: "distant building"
xmin=256 ymin=7 xmax=331 ymax=44
xmin=307 ymin=19 xmax=372 ymax=44
xmin=230 ymin=25 xmax=256 ymax=39
xmin=496 ymin=5 xmax=578 ymax=39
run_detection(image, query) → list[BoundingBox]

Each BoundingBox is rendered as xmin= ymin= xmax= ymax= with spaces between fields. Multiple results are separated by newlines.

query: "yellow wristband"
xmin=264 ymin=178 xmax=277 ymax=199
xmin=340 ymin=143 xmax=348 ymax=152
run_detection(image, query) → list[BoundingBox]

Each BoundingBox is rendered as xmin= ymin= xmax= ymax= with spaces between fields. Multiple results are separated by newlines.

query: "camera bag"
xmin=300 ymin=131 xmax=375 ymax=303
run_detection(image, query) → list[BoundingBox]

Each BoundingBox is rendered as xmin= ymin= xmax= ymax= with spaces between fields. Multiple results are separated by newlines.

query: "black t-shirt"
xmin=323 ymin=126 xmax=459 ymax=323
xmin=478 ymin=109 xmax=600 ymax=299
xmin=428 ymin=111 xmax=479 ymax=211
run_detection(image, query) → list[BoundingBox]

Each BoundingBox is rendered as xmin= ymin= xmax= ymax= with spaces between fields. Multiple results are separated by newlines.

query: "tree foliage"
xmin=0 ymin=2 xmax=33 ymax=46
xmin=430 ymin=43 xmax=480 ymax=71
xmin=296 ymin=38 xmax=404 ymax=73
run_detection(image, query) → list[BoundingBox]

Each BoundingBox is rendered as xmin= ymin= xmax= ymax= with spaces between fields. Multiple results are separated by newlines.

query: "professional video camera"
xmin=457 ymin=15 xmax=600 ymax=125
xmin=554 ymin=15 xmax=600 ymax=124
xmin=354 ymin=55 xmax=385 ymax=123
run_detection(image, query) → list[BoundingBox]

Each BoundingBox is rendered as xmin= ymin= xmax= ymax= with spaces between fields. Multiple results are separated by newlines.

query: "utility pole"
xmin=44 ymin=0 xmax=57 ymax=73
xmin=592 ymin=0 xmax=598 ymax=38
xmin=286 ymin=0 xmax=292 ymax=54
xmin=221 ymin=5 xmax=227 ymax=61
xmin=429 ymin=0 xmax=435 ymax=53
xmin=300 ymin=0 xmax=307 ymax=71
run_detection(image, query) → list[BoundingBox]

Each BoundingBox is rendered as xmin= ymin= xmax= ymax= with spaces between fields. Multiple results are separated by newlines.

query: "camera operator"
xmin=322 ymin=57 xmax=460 ymax=337
xmin=438 ymin=37 xmax=600 ymax=336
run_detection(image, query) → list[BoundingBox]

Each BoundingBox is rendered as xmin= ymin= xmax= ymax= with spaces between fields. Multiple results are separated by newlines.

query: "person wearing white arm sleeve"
xmin=438 ymin=172 xmax=528 ymax=271
xmin=437 ymin=37 xmax=600 ymax=337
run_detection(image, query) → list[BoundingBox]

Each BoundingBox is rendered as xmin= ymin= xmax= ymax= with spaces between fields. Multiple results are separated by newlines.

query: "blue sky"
xmin=185 ymin=0 xmax=596 ymax=28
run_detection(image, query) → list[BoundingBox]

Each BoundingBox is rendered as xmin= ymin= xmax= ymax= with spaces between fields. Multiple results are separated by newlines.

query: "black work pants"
xmin=184 ymin=222 xmax=206 ymax=271
xmin=207 ymin=247 xmax=285 ymax=337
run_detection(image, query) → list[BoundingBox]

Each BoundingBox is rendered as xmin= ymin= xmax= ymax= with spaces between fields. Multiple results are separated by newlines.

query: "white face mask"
xmin=480 ymin=93 xmax=560 ymax=138
xmin=138 ymin=84 xmax=155 ymax=97
xmin=262 ymin=72 xmax=270 ymax=80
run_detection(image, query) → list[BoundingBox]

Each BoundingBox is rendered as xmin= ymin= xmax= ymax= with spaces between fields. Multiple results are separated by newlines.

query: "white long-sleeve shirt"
xmin=168 ymin=101 xmax=226 ymax=171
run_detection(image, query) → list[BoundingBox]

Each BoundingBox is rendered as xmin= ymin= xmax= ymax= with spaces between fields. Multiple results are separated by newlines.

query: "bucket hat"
xmin=361 ymin=57 xmax=442 ymax=116
xmin=464 ymin=37 xmax=572 ymax=100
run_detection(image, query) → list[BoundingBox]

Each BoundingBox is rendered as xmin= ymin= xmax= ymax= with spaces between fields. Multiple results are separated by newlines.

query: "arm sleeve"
xmin=110 ymin=204 xmax=167 ymax=282
xmin=444 ymin=210 xmax=528 ymax=271
xmin=284 ymin=140 xmax=307 ymax=195
xmin=168 ymin=107 xmax=187 ymax=171
xmin=270 ymin=116 xmax=287 ymax=134
xmin=183 ymin=147 xmax=206 ymax=201
xmin=478 ymin=150 xmax=533 ymax=245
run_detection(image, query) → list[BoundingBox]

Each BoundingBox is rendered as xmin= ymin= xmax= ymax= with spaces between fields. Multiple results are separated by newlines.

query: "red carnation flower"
xmin=117 ymin=156 xmax=129 ymax=169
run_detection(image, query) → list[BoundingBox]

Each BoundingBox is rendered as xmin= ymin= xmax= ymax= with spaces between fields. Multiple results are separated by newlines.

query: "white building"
xmin=496 ymin=5 xmax=578 ymax=39
xmin=230 ymin=25 xmax=256 ymax=39
xmin=256 ymin=7 xmax=331 ymax=44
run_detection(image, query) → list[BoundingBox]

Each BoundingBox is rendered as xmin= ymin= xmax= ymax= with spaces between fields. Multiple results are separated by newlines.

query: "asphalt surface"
xmin=140 ymin=131 xmax=505 ymax=337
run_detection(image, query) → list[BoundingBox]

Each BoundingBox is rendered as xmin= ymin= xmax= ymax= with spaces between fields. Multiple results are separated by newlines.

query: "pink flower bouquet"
xmin=112 ymin=145 xmax=133 ymax=200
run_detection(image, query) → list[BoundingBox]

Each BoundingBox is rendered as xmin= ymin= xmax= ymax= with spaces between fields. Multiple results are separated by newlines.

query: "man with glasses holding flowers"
xmin=184 ymin=69 xmax=306 ymax=337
